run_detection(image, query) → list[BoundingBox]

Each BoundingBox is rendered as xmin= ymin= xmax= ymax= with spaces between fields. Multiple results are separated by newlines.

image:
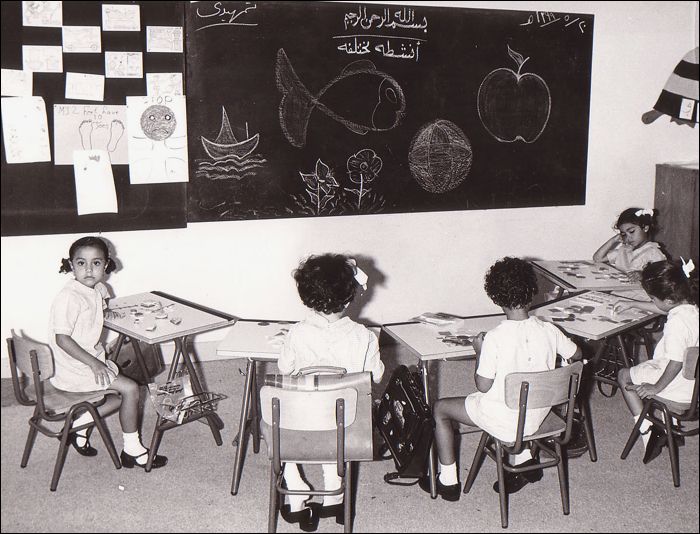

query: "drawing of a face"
xmin=140 ymin=105 xmax=177 ymax=141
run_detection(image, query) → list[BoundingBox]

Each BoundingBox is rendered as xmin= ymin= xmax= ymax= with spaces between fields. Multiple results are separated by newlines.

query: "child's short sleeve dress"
xmin=49 ymin=279 xmax=118 ymax=392
xmin=606 ymin=241 xmax=666 ymax=272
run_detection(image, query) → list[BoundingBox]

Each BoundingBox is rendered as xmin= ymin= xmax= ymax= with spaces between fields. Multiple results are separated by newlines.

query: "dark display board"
xmin=1 ymin=1 xmax=187 ymax=237
xmin=185 ymin=2 xmax=594 ymax=222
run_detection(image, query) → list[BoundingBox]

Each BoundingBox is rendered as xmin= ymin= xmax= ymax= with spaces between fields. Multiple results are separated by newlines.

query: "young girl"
xmin=49 ymin=236 xmax=167 ymax=469
xmin=425 ymin=257 xmax=581 ymax=499
xmin=616 ymin=259 xmax=699 ymax=463
xmin=278 ymin=253 xmax=384 ymax=531
xmin=593 ymin=207 xmax=666 ymax=277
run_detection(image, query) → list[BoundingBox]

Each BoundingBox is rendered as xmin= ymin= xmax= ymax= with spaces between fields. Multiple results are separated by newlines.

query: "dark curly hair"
xmin=615 ymin=207 xmax=658 ymax=235
xmin=59 ymin=236 xmax=117 ymax=274
xmin=484 ymin=257 xmax=538 ymax=309
xmin=293 ymin=254 xmax=356 ymax=314
xmin=641 ymin=260 xmax=699 ymax=305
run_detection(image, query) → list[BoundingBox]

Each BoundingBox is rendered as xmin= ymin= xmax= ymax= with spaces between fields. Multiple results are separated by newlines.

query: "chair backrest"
xmin=504 ymin=361 xmax=583 ymax=410
xmin=682 ymin=347 xmax=699 ymax=380
xmin=9 ymin=330 xmax=54 ymax=382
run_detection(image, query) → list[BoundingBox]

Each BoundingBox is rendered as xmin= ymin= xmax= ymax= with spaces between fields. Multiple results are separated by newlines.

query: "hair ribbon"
xmin=680 ymin=257 xmax=695 ymax=278
xmin=347 ymin=258 xmax=368 ymax=290
xmin=635 ymin=208 xmax=654 ymax=217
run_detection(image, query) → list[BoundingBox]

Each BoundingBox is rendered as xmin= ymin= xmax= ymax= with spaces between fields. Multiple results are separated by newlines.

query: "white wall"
xmin=2 ymin=1 xmax=699 ymax=377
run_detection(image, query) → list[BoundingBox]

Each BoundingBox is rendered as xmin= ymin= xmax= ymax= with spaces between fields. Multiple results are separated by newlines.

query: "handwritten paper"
xmin=1 ymin=96 xmax=51 ymax=163
xmin=127 ymin=95 xmax=188 ymax=184
xmin=105 ymin=51 xmax=143 ymax=78
xmin=22 ymin=1 xmax=62 ymax=27
xmin=62 ymin=26 xmax=101 ymax=53
xmin=146 ymin=26 xmax=183 ymax=53
xmin=1 ymin=69 xmax=32 ymax=96
xmin=102 ymin=4 xmax=140 ymax=31
xmin=65 ymin=72 xmax=105 ymax=101
xmin=22 ymin=45 xmax=63 ymax=73
xmin=146 ymin=72 xmax=183 ymax=96
xmin=73 ymin=149 xmax=118 ymax=215
xmin=53 ymin=104 xmax=128 ymax=165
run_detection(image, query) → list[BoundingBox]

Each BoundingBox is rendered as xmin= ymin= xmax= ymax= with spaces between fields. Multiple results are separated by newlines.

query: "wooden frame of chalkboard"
xmin=1 ymin=1 xmax=187 ymax=237
xmin=185 ymin=2 xmax=594 ymax=222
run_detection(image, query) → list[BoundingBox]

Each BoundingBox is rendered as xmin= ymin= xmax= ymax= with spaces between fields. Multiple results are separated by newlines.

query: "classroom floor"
xmin=1 ymin=335 xmax=698 ymax=533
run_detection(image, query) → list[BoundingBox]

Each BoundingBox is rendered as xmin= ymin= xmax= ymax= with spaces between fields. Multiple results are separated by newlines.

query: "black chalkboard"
xmin=1 ymin=1 xmax=187 ymax=237
xmin=185 ymin=2 xmax=594 ymax=221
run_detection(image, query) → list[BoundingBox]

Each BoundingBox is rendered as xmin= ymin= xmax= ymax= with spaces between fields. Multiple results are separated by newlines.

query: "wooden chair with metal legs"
xmin=6 ymin=330 xmax=121 ymax=491
xmin=259 ymin=368 xmax=373 ymax=533
xmin=621 ymin=347 xmax=699 ymax=487
xmin=463 ymin=362 xmax=583 ymax=529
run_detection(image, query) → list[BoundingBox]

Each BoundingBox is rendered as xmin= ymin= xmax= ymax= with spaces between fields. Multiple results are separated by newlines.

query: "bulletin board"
xmin=0 ymin=1 xmax=187 ymax=237
xmin=185 ymin=2 xmax=594 ymax=222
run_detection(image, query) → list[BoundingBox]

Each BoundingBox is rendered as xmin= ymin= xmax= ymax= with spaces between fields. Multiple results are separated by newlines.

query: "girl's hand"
xmin=471 ymin=332 xmax=486 ymax=353
xmin=91 ymin=361 xmax=117 ymax=387
xmin=104 ymin=309 xmax=124 ymax=321
xmin=626 ymin=271 xmax=642 ymax=283
xmin=612 ymin=301 xmax=637 ymax=315
xmin=629 ymin=382 xmax=660 ymax=399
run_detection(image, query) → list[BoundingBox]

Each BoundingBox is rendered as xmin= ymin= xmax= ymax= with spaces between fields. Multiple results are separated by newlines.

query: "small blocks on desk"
xmin=170 ymin=317 xmax=182 ymax=325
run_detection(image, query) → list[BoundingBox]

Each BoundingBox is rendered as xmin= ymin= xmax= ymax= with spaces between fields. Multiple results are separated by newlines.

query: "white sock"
xmin=283 ymin=463 xmax=310 ymax=512
xmin=438 ymin=461 xmax=458 ymax=485
xmin=511 ymin=449 xmax=532 ymax=466
xmin=635 ymin=416 xmax=653 ymax=447
xmin=322 ymin=463 xmax=343 ymax=506
xmin=123 ymin=431 xmax=148 ymax=464
xmin=71 ymin=412 xmax=93 ymax=446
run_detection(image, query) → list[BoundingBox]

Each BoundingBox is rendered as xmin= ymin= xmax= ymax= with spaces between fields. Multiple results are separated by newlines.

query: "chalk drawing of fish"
xmin=275 ymin=48 xmax=406 ymax=148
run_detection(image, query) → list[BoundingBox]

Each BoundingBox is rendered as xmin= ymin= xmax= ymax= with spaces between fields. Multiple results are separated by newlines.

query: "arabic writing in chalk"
xmin=334 ymin=35 xmax=425 ymax=62
xmin=195 ymin=2 xmax=258 ymax=31
xmin=520 ymin=11 xmax=587 ymax=34
xmin=344 ymin=6 xmax=428 ymax=32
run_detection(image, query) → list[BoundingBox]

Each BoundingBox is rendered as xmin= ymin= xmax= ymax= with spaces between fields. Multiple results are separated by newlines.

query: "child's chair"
xmin=259 ymin=367 xmax=374 ymax=533
xmin=6 ymin=330 xmax=122 ymax=491
xmin=620 ymin=346 xmax=699 ymax=487
xmin=462 ymin=361 xmax=583 ymax=529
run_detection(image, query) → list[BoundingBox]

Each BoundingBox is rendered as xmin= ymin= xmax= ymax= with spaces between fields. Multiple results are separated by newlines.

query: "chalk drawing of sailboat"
xmin=201 ymin=107 xmax=259 ymax=160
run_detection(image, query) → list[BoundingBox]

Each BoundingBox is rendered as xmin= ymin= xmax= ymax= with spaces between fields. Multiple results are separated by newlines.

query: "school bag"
xmin=375 ymin=365 xmax=434 ymax=484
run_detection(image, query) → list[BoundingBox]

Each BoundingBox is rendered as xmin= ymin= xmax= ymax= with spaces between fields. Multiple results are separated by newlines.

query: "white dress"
xmin=465 ymin=316 xmax=578 ymax=442
xmin=630 ymin=304 xmax=699 ymax=403
xmin=49 ymin=279 xmax=118 ymax=392
xmin=606 ymin=241 xmax=666 ymax=272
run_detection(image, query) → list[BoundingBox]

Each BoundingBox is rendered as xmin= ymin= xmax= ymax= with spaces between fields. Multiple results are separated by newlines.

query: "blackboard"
xmin=1 ymin=1 xmax=187 ymax=237
xmin=185 ymin=2 xmax=594 ymax=222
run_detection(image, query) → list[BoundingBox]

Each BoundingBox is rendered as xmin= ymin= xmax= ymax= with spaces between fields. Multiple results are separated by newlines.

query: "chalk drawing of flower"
xmin=345 ymin=149 xmax=382 ymax=209
xmin=296 ymin=158 xmax=339 ymax=215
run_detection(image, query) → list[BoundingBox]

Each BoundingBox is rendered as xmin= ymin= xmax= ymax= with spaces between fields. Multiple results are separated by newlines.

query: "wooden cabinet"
xmin=654 ymin=163 xmax=699 ymax=263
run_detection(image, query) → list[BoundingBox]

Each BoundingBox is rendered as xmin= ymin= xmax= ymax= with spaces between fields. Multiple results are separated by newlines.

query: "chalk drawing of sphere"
xmin=408 ymin=120 xmax=473 ymax=194
xmin=140 ymin=105 xmax=177 ymax=141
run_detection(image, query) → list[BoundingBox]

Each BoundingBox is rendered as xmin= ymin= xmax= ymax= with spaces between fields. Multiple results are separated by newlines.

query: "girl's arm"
xmin=471 ymin=332 xmax=494 ymax=393
xmin=593 ymin=234 xmax=621 ymax=262
xmin=613 ymin=300 xmax=665 ymax=315
xmin=55 ymin=333 xmax=116 ymax=386
xmin=629 ymin=360 xmax=682 ymax=399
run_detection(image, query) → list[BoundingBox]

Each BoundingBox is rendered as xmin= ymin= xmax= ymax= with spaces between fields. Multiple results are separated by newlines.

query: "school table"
xmin=531 ymin=260 xmax=642 ymax=297
xmin=104 ymin=291 xmax=237 ymax=471
xmin=215 ymin=319 xmax=294 ymax=495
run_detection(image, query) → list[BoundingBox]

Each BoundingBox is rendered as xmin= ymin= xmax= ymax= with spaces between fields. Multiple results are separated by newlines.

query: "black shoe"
xmin=69 ymin=432 xmax=97 ymax=457
xmin=120 ymin=450 xmax=168 ymax=469
xmin=493 ymin=472 xmax=531 ymax=494
xmin=311 ymin=502 xmax=344 ymax=525
xmin=280 ymin=504 xmax=319 ymax=532
xmin=643 ymin=429 xmax=667 ymax=464
xmin=418 ymin=476 xmax=460 ymax=501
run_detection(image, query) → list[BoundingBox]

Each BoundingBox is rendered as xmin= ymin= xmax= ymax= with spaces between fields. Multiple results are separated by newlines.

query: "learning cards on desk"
xmin=531 ymin=291 xmax=656 ymax=340
xmin=413 ymin=312 xmax=463 ymax=327
xmin=531 ymin=260 xmax=641 ymax=291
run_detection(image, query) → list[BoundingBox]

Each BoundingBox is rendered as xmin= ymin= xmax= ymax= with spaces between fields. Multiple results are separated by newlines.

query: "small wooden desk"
xmin=105 ymin=291 xmax=236 ymax=471
xmin=531 ymin=260 xmax=641 ymax=297
xmin=216 ymin=319 xmax=294 ymax=495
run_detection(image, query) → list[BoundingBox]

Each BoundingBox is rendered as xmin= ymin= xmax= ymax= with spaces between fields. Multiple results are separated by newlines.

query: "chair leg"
xmin=577 ymin=397 xmax=597 ymax=462
xmin=50 ymin=430 xmax=72 ymax=491
xmin=92 ymin=415 xmax=121 ymax=469
xmin=21 ymin=423 xmax=38 ymax=467
xmin=555 ymin=441 xmax=570 ymax=515
xmin=495 ymin=442 xmax=508 ymax=529
xmin=344 ymin=461 xmax=353 ymax=533
xmin=463 ymin=432 xmax=489 ymax=494
xmin=663 ymin=413 xmax=681 ymax=487
xmin=621 ymin=408 xmax=648 ymax=459
xmin=268 ymin=465 xmax=279 ymax=533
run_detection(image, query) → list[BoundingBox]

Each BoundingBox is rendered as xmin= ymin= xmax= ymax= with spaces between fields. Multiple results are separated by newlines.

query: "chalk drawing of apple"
xmin=477 ymin=44 xmax=551 ymax=143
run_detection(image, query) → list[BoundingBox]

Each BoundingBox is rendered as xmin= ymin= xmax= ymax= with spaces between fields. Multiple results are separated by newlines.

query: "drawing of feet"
xmin=79 ymin=120 xmax=94 ymax=150
xmin=107 ymin=119 xmax=125 ymax=152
